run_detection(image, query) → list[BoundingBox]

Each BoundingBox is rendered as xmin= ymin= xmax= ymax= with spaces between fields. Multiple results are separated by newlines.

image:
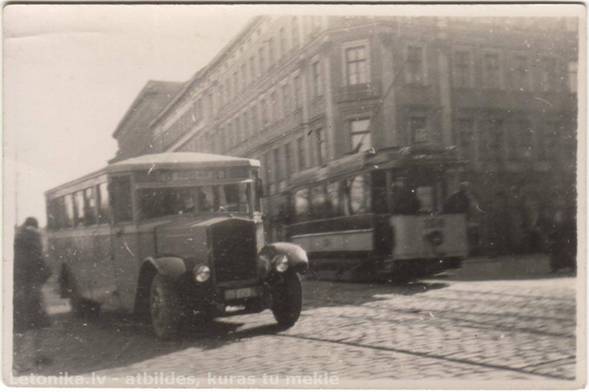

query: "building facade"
xmin=111 ymin=15 xmax=579 ymax=253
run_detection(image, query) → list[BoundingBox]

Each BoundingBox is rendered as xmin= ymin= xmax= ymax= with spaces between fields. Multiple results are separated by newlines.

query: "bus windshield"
xmin=137 ymin=182 xmax=254 ymax=220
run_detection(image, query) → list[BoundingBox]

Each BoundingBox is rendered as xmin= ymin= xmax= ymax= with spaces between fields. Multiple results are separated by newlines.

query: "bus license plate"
xmin=225 ymin=287 xmax=258 ymax=300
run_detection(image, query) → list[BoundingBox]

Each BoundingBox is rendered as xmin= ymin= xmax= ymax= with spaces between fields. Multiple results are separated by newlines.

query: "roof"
xmin=112 ymin=80 xmax=184 ymax=139
xmin=108 ymin=152 xmax=260 ymax=173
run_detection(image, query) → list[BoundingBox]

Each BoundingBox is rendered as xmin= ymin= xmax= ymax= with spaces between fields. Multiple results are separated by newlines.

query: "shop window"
xmin=371 ymin=171 xmax=388 ymax=214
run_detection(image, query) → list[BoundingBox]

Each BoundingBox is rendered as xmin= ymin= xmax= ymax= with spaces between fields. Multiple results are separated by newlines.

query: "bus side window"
xmin=84 ymin=187 xmax=97 ymax=225
xmin=73 ymin=191 xmax=85 ymax=226
xmin=97 ymin=182 xmax=110 ymax=223
xmin=110 ymin=176 xmax=133 ymax=223
xmin=64 ymin=194 xmax=75 ymax=228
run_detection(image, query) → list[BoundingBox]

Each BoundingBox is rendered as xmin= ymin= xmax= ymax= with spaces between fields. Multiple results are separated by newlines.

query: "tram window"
xmin=311 ymin=184 xmax=328 ymax=218
xmin=346 ymin=174 xmax=371 ymax=215
xmin=97 ymin=182 xmax=110 ymax=223
xmin=84 ymin=187 xmax=97 ymax=225
xmin=371 ymin=171 xmax=388 ymax=213
xmin=64 ymin=194 xmax=75 ymax=228
xmin=293 ymin=188 xmax=310 ymax=221
xmin=111 ymin=176 xmax=133 ymax=223
xmin=416 ymin=186 xmax=434 ymax=213
xmin=73 ymin=190 xmax=85 ymax=226
xmin=326 ymin=182 xmax=341 ymax=216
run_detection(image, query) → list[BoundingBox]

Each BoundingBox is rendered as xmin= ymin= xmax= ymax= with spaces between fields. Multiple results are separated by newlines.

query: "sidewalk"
xmin=446 ymin=253 xmax=573 ymax=281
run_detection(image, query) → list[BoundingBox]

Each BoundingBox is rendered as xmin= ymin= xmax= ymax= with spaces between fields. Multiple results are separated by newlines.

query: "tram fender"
xmin=144 ymin=256 xmax=187 ymax=281
xmin=260 ymin=242 xmax=309 ymax=273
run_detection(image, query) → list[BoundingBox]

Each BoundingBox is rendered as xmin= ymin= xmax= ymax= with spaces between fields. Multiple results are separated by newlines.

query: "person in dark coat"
xmin=443 ymin=182 xmax=484 ymax=216
xmin=13 ymin=217 xmax=52 ymax=373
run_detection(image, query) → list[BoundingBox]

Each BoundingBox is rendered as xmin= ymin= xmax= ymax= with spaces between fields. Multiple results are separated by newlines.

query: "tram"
xmin=284 ymin=145 xmax=468 ymax=281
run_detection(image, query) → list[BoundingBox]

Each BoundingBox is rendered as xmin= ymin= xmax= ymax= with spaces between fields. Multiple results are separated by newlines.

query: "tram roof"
xmin=107 ymin=152 xmax=260 ymax=173
xmin=289 ymin=145 xmax=463 ymax=188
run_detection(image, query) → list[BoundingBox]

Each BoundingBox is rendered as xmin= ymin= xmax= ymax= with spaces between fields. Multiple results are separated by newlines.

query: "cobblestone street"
xmin=10 ymin=255 xmax=580 ymax=387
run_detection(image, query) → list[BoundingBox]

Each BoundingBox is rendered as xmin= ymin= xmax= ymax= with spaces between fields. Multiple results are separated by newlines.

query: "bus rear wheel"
xmin=271 ymin=271 xmax=302 ymax=328
xmin=150 ymin=274 xmax=184 ymax=339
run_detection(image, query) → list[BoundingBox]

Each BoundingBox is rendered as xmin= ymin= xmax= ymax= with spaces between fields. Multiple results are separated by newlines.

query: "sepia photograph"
xmin=2 ymin=3 xmax=585 ymax=388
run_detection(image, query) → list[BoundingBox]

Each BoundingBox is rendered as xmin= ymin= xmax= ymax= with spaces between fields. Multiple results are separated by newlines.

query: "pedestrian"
xmin=443 ymin=181 xmax=484 ymax=216
xmin=13 ymin=217 xmax=52 ymax=374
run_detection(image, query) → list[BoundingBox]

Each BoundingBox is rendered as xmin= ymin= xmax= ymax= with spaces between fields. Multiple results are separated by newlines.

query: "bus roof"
xmin=107 ymin=152 xmax=260 ymax=173
xmin=46 ymin=152 xmax=260 ymax=198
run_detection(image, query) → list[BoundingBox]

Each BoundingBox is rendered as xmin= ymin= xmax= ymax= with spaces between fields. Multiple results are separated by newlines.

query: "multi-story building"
xmin=111 ymin=15 xmax=579 ymax=253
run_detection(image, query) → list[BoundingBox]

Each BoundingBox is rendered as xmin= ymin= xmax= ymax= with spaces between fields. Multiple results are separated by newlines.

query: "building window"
xmin=350 ymin=118 xmax=371 ymax=152
xmin=453 ymin=50 xmax=472 ymax=88
xmin=409 ymin=116 xmax=428 ymax=144
xmin=260 ymin=99 xmax=268 ymax=127
xmin=345 ymin=45 xmax=369 ymax=85
xmin=315 ymin=128 xmax=327 ymax=165
xmin=457 ymin=118 xmax=475 ymax=162
xmin=512 ymin=55 xmax=530 ymax=91
xmin=284 ymin=143 xmax=293 ymax=177
xmin=568 ymin=62 xmax=577 ymax=93
xmin=293 ymin=74 xmax=302 ymax=109
xmin=510 ymin=119 xmax=534 ymax=160
xmin=291 ymin=17 xmax=300 ymax=48
xmin=273 ymin=148 xmax=282 ymax=182
xmin=297 ymin=136 xmax=306 ymax=171
xmin=258 ymin=47 xmax=266 ymax=74
xmin=279 ymin=27 xmax=287 ymax=57
xmin=249 ymin=57 xmax=256 ymax=83
xmin=483 ymin=52 xmax=502 ymax=89
xmin=241 ymin=63 xmax=247 ymax=89
xmin=406 ymin=45 xmax=425 ymax=84
xmin=311 ymin=60 xmax=323 ymax=98
xmin=281 ymin=83 xmax=291 ymax=114
xmin=268 ymin=92 xmax=277 ymax=123
xmin=250 ymin=106 xmax=258 ymax=134
xmin=233 ymin=72 xmax=239 ymax=97
xmin=480 ymin=119 xmax=505 ymax=162
xmin=540 ymin=57 xmax=558 ymax=92
xmin=268 ymin=38 xmax=275 ymax=65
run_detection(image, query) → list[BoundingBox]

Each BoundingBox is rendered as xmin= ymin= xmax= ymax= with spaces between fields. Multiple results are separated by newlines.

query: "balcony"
xmin=335 ymin=83 xmax=381 ymax=103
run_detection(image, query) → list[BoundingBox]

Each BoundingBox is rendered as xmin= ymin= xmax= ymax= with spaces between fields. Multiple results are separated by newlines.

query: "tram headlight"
xmin=193 ymin=265 xmax=211 ymax=283
xmin=273 ymin=254 xmax=289 ymax=273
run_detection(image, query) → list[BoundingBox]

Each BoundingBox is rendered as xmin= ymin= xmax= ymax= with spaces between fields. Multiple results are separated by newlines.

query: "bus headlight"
xmin=193 ymin=265 xmax=211 ymax=283
xmin=273 ymin=254 xmax=289 ymax=273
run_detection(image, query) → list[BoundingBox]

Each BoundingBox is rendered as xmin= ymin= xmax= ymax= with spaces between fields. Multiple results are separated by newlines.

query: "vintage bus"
xmin=45 ymin=152 xmax=308 ymax=339
xmin=284 ymin=146 xmax=468 ymax=281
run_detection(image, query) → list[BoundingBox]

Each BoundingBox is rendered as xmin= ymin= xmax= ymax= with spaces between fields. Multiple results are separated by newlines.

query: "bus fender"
xmin=259 ymin=242 xmax=309 ymax=273
xmin=144 ymin=256 xmax=187 ymax=281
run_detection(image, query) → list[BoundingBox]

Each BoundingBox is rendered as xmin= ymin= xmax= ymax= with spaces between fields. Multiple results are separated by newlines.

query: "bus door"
xmin=108 ymin=175 xmax=139 ymax=311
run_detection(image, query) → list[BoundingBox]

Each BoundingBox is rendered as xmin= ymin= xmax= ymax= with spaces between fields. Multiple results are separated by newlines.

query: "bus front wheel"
xmin=150 ymin=274 xmax=184 ymax=339
xmin=271 ymin=271 xmax=302 ymax=328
